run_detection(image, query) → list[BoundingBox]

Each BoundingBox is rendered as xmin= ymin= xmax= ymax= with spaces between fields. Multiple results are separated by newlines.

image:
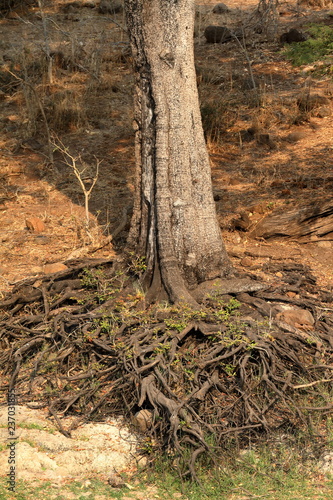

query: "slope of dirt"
xmin=0 ymin=0 xmax=332 ymax=298
xmin=1 ymin=1 xmax=333 ymax=495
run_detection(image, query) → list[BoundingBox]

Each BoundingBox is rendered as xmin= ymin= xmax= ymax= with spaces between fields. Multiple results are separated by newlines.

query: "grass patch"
xmin=283 ymin=24 xmax=333 ymax=67
xmin=0 ymin=478 xmax=124 ymax=500
xmin=0 ymin=439 xmax=332 ymax=499
xmin=146 ymin=443 xmax=333 ymax=500
xmin=17 ymin=423 xmax=55 ymax=433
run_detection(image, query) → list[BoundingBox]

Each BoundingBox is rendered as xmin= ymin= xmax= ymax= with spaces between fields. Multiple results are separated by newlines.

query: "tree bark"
xmin=124 ymin=0 xmax=232 ymax=303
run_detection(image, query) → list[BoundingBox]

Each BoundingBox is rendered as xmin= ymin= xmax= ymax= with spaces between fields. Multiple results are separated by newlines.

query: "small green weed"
xmin=18 ymin=422 xmax=55 ymax=434
xmin=127 ymin=252 xmax=147 ymax=277
xmin=80 ymin=267 xmax=105 ymax=288
xmin=283 ymin=24 xmax=333 ymax=67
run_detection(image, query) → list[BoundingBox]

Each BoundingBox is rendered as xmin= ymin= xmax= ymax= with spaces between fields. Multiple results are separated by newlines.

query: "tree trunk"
xmin=124 ymin=0 xmax=232 ymax=303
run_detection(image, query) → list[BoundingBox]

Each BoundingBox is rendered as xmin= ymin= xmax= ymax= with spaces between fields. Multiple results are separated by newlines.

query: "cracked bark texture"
xmin=124 ymin=0 xmax=232 ymax=303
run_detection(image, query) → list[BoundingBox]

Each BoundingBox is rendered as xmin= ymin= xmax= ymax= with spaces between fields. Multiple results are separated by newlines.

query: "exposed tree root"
xmin=0 ymin=259 xmax=332 ymax=479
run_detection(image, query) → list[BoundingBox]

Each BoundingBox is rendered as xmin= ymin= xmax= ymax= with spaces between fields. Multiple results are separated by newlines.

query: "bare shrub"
xmin=255 ymin=0 xmax=279 ymax=38
xmin=48 ymin=90 xmax=87 ymax=132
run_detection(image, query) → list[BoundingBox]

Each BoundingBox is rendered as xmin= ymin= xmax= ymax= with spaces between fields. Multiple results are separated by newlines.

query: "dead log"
xmin=249 ymin=200 xmax=333 ymax=240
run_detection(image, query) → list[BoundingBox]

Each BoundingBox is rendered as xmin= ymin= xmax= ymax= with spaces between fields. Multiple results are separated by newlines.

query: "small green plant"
xmin=127 ymin=252 xmax=147 ymax=277
xmin=80 ymin=267 xmax=105 ymax=288
xmin=17 ymin=423 xmax=47 ymax=431
xmin=99 ymin=317 xmax=112 ymax=333
xmin=213 ymin=297 xmax=241 ymax=322
xmin=164 ymin=318 xmax=186 ymax=332
xmin=223 ymin=363 xmax=236 ymax=377
xmin=184 ymin=367 xmax=195 ymax=380
xmin=154 ymin=342 xmax=171 ymax=354
xmin=283 ymin=24 xmax=333 ymax=67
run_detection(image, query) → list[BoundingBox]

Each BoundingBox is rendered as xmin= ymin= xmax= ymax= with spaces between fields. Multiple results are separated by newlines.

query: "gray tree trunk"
xmin=124 ymin=0 xmax=232 ymax=303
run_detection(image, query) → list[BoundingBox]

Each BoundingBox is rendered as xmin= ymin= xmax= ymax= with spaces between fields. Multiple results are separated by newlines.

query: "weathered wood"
xmin=249 ymin=201 xmax=333 ymax=240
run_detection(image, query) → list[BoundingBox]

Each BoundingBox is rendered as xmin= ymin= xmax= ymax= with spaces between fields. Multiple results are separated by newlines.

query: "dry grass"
xmin=0 ymin=0 xmax=333 ymax=292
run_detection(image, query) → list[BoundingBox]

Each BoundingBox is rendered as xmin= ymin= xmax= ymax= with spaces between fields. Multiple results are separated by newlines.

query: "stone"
xmin=233 ymin=212 xmax=251 ymax=231
xmin=204 ymin=26 xmax=232 ymax=44
xmin=285 ymin=132 xmax=306 ymax=143
xmin=280 ymin=29 xmax=307 ymax=44
xmin=240 ymin=128 xmax=256 ymax=142
xmin=276 ymin=307 xmax=315 ymax=329
xmin=62 ymin=1 xmax=81 ymax=11
xmin=256 ymin=133 xmax=275 ymax=148
xmin=132 ymin=409 xmax=153 ymax=432
xmin=212 ymin=3 xmax=230 ymax=14
xmin=25 ymin=216 xmax=45 ymax=233
xmin=43 ymin=263 xmax=68 ymax=274
xmin=317 ymin=240 xmax=332 ymax=248
xmin=34 ymin=235 xmax=51 ymax=245
xmin=251 ymin=203 xmax=267 ymax=214
xmin=316 ymin=106 xmax=331 ymax=118
xmin=241 ymin=256 xmax=253 ymax=267
xmin=108 ymin=469 xmax=126 ymax=488
xmin=318 ymin=451 xmax=333 ymax=476
xmin=98 ymin=0 xmax=123 ymax=14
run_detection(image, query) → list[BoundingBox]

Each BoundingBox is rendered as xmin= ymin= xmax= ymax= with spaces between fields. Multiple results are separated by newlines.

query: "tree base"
xmin=1 ymin=259 xmax=332 ymax=479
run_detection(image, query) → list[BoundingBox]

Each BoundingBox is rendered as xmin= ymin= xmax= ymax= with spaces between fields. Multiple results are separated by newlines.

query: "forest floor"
xmin=0 ymin=0 xmax=332 ymax=295
xmin=0 ymin=1 xmax=333 ymax=499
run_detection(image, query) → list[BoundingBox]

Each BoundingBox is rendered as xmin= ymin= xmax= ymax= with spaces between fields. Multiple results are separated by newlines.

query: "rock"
xmin=318 ymin=451 xmax=333 ymax=476
xmin=285 ymin=131 xmax=306 ymax=143
xmin=276 ymin=307 xmax=315 ymax=329
xmin=25 ymin=216 xmax=45 ymax=233
xmin=240 ymin=256 xmax=253 ymax=267
xmin=256 ymin=133 xmax=275 ymax=148
xmin=240 ymin=127 xmax=256 ymax=142
xmin=34 ymin=235 xmax=51 ymax=245
xmin=317 ymin=240 xmax=332 ymax=248
xmin=315 ymin=106 xmax=331 ymax=118
xmin=204 ymin=26 xmax=232 ymax=44
xmin=60 ymin=1 xmax=87 ymax=12
xmin=108 ymin=469 xmax=126 ymax=488
xmin=98 ymin=0 xmax=123 ymax=14
xmin=250 ymin=202 xmax=267 ymax=214
xmin=43 ymin=263 xmax=68 ymax=274
xmin=280 ymin=28 xmax=307 ymax=44
xmin=233 ymin=212 xmax=251 ymax=231
xmin=212 ymin=3 xmax=230 ymax=14
xmin=132 ymin=409 xmax=153 ymax=432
